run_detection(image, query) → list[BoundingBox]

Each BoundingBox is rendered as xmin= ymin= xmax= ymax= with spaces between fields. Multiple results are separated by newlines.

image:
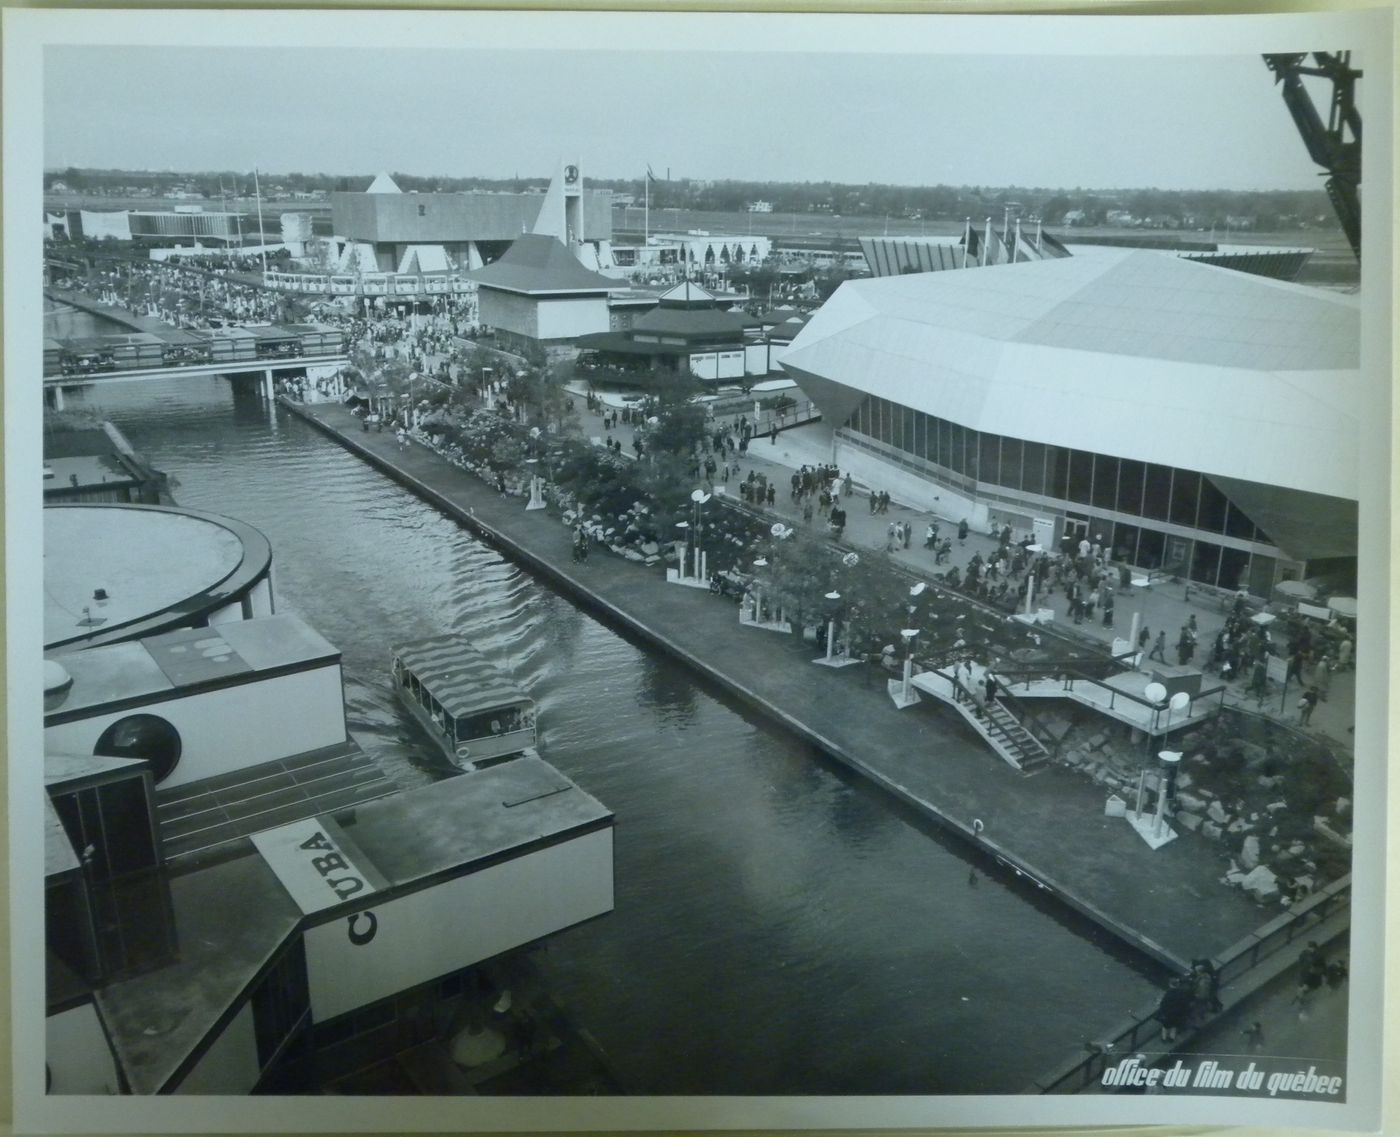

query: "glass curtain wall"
xmin=843 ymin=395 xmax=1282 ymax=593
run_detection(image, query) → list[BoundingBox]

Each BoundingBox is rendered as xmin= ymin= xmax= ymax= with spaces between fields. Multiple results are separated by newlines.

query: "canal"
xmin=47 ymin=315 xmax=1162 ymax=1094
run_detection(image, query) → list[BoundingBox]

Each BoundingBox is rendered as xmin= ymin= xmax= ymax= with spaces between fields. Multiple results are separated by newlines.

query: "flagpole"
xmin=1013 ymin=217 xmax=1021 ymax=263
xmin=982 ymin=218 xmax=991 ymax=267
xmin=253 ymin=167 xmax=268 ymax=275
xmin=1036 ymin=217 xmax=1043 ymax=253
xmin=961 ymin=218 xmax=970 ymax=269
xmin=644 ymin=168 xmax=650 ymax=247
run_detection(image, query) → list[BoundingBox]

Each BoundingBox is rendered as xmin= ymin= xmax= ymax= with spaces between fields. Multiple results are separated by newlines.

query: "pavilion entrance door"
xmin=1062 ymin=513 xmax=1090 ymax=552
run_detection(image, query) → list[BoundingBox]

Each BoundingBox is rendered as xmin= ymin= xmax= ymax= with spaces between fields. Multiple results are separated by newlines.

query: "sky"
xmin=43 ymin=44 xmax=1332 ymax=192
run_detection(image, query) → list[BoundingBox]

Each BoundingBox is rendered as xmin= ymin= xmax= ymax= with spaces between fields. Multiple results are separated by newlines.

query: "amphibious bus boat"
xmin=391 ymin=635 xmax=538 ymax=771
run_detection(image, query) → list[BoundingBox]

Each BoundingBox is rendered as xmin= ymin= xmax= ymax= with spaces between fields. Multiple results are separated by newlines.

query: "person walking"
xmin=957 ymin=518 xmax=969 ymax=545
xmin=1313 ymin=655 xmax=1332 ymax=701
xmin=1149 ymin=631 xmax=1168 ymax=663
xmin=1297 ymin=686 xmax=1319 ymax=726
xmin=903 ymin=522 xmax=912 ymax=550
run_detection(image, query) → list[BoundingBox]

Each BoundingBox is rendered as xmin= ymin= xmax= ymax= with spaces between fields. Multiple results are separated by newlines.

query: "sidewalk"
xmin=288 ymin=397 xmax=1290 ymax=972
xmin=569 ymin=397 xmax=1355 ymax=751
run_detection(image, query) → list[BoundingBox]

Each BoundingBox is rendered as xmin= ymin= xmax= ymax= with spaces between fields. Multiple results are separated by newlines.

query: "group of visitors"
xmin=1155 ymin=959 xmax=1223 ymax=1043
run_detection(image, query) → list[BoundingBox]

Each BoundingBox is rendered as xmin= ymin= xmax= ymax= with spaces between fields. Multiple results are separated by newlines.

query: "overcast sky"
xmin=44 ymin=46 xmax=1330 ymax=191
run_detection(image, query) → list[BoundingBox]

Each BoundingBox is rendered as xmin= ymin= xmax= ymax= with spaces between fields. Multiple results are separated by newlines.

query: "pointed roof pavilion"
xmin=469 ymin=234 xmax=620 ymax=295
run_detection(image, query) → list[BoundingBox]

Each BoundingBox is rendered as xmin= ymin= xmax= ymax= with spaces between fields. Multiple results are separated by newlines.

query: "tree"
xmin=641 ymin=401 xmax=709 ymax=458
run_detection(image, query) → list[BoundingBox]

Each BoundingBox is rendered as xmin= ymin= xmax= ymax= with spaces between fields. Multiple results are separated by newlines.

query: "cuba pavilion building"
xmin=780 ymin=246 xmax=1360 ymax=596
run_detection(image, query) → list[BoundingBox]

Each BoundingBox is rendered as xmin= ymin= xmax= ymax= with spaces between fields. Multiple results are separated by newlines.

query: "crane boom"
xmin=1263 ymin=52 xmax=1362 ymax=260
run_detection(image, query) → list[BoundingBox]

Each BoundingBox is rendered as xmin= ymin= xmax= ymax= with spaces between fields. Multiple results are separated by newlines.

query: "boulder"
xmin=1241 ymin=835 xmax=1262 ymax=870
xmin=1227 ymin=818 xmax=1252 ymax=835
xmin=1202 ymin=821 xmax=1224 ymax=840
xmin=1176 ymin=792 xmax=1207 ymax=814
xmin=1177 ymin=811 xmax=1204 ymax=833
xmin=1240 ymin=864 xmax=1279 ymax=900
xmin=1207 ymin=800 xmax=1231 ymax=825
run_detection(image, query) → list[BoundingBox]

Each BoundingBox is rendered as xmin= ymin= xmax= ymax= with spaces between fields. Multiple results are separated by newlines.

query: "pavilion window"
xmin=1111 ymin=522 xmax=1141 ymax=565
xmin=976 ymin=433 xmax=998 ymax=484
xmin=1142 ymin=463 xmax=1174 ymax=522
xmin=1189 ymin=539 xmax=1222 ymax=585
xmin=997 ymin=436 xmax=1022 ymax=491
xmin=1218 ymin=546 xmax=1250 ymax=593
xmin=900 ymin=408 xmax=916 ymax=455
xmin=1247 ymin=554 xmax=1276 ymax=597
xmin=1116 ymin=459 xmax=1145 ymax=517
xmin=1197 ymin=478 xmax=1228 ymax=534
xmin=1090 ymin=455 xmax=1118 ymax=511
xmin=1067 ymin=449 xmax=1094 ymax=505
xmin=1137 ymin=528 xmax=1166 ymax=570
xmin=1170 ymin=470 xmax=1201 ymax=528
xmin=1223 ymin=499 xmax=1256 ymax=541
xmin=1021 ymin=441 xmax=1046 ymax=495
xmin=1047 ymin=447 xmax=1072 ymax=501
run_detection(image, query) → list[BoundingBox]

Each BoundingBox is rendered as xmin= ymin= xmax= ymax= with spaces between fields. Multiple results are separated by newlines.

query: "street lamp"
xmin=690 ymin=488 xmax=711 ymax=582
xmin=889 ymin=628 xmax=922 ymax=709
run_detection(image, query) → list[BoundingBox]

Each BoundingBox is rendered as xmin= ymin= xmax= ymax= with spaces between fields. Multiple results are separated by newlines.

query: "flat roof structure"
xmin=44 ymin=615 xmax=339 ymax=723
xmin=44 ymin=504 xmax=274 ymax=651
xmin=88 ymin=755 xmax=612 ymax=1094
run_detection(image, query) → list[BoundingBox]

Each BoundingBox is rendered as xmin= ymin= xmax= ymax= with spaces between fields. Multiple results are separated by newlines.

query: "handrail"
xmin=1034 ymin=873 xmax=1350 ymax=1094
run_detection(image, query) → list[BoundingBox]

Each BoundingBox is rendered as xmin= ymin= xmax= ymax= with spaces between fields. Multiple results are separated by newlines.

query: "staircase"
xmin=981 ymin=697 xmax=1051 ymax=774
xmin=911 ymin=668 xmax=1051 ymax=775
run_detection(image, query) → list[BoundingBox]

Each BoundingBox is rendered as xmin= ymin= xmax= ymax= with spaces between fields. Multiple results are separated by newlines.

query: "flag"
xmin=960 ymin=224 xmax=981 ymax=261
xmin=646 ymin=164 xmax=657 ymax=183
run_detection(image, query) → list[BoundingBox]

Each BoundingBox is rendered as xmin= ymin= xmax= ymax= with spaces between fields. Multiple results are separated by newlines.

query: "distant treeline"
xmin=45 ymin=168 xmax=1339 ymax=233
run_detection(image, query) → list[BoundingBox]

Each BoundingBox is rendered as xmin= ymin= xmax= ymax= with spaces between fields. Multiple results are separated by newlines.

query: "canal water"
xmin=46 ymin=315 xmax=1162 ymax=1094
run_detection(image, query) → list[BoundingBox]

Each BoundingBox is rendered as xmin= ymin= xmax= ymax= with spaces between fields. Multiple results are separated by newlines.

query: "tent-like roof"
xmin=469 ymin=234 xmax=620 ymax=295
xmin=631 ymin=305 xmax=757 ymax=339
xmin=365 ymin=172 xmax=402 ymax=194
xmin=781 ymin=248 xmax=1360 ymax=503
xmin=391 ymin=635 xmax=531 ymax=721
xmin=655 ymin=280 xmax=724 ymax=308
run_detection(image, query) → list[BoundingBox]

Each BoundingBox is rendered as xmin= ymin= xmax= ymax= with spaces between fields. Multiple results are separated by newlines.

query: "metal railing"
xmin=1034 ymin=874 xmax=1350 ymax=1094
xmin=262 ymin=270 xmax=479 ymax=297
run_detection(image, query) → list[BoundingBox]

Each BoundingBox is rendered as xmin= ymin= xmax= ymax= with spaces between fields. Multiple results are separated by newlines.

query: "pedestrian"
xmin=869 ymin=490 xmax=878 ymax=515
xmin=958 ymin=518 xmax=969 ymax=545
xmin=1314 ymin=656 xmax=1332 ymax=701
xmin=983 ymin=669 xmax=998 ymax=708
xmin=1294 ymin=942 xmax=1327 ymax=1004
xmin=1101 ymin=588 xmax=1115 ymax=628
xmin=1336 ymin=635 xmax=1353 ymax=671
xmin=1138 ymin=625 xmax=1151 ymax=652
xmin=1297 ymin=686 xmax=1319 ymax=725
xmin=1177 ymin=625 xmax=1194 ymax=666
xmin=1149 ymin=631 xmax=1168 ymax=663
xmin=925 ymin=522 xmax=938 ymax=550
xmin=887 ymin=522 xmax=897 ymax=553
xmin=1157 ymin=977 xmax=1193 ymax=1043
xmin=903 ymin=522 xmax=912 ymax=550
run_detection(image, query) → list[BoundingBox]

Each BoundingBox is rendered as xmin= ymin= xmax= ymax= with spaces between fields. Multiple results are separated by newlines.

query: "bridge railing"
xmin=262 ymin=270 xmax=478 ymax=298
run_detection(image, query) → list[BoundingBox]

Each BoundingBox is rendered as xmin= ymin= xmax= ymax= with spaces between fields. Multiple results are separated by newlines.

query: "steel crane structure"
xmin=1263 ymin=52 xmax=1362 ymax=260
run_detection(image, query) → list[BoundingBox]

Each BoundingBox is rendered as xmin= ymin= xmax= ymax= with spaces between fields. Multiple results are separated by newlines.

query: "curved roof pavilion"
xmin=781 ymin=247 xmax=1360 ymax=504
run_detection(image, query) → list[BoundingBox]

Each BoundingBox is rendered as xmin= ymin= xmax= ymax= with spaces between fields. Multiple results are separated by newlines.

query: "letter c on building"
xmin=347 ymin=911 xmax=378 ymax=946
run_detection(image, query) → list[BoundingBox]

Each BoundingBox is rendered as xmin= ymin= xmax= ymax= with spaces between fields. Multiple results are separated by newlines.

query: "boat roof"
xmin=392 ymin=635 xmax=531 ymax=720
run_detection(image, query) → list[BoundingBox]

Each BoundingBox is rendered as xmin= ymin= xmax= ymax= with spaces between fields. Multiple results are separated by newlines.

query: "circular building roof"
xmin=45 ymin=504 xmax=273 ymax=651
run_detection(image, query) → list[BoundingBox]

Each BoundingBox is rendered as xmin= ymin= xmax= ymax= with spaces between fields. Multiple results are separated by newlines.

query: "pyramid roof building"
xmin=469 ymin=234 xmax=620 ymax=295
